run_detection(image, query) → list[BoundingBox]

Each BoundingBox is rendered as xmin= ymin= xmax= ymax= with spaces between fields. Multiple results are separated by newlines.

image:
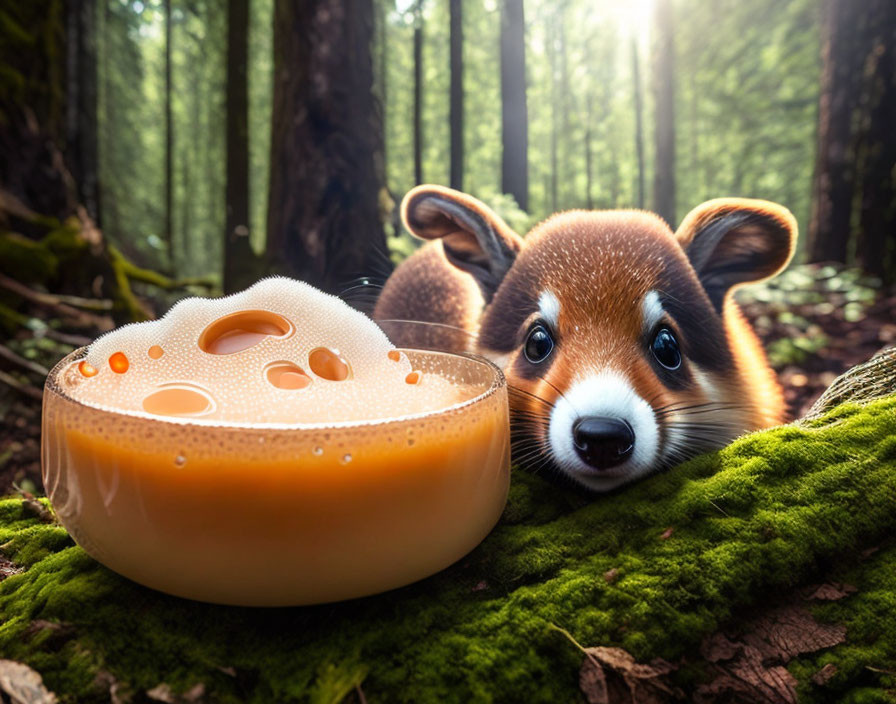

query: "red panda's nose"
xmin=572 ymin=417 xmax=635 ymax=470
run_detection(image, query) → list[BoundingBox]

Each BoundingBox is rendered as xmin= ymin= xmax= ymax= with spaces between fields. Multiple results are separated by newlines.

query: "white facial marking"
xmin=641 ymin=289 xmax=664 ymax=333
xmin=538 ymin=290 xmax=561 ymax=329
xmin=548 ymin=370 xmax=660 ymax=492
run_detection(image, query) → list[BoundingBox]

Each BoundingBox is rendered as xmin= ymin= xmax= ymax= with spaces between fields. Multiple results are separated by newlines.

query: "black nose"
xmin=572 ymin=417 xmax=635 ymax=470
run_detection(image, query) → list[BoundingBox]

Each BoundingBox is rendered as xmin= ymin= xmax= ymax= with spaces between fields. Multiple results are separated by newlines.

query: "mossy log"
xmin=0 ymin=395 xmax=895 ymax=703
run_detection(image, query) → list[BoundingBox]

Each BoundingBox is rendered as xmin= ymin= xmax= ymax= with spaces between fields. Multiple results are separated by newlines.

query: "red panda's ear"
xmin=401 ymin=185 xmax=523 ymax=301
xmin=675 ymin=198 xmax=797 ymax=312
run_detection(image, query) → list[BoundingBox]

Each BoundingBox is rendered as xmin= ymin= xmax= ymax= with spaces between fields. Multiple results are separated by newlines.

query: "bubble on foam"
xmin=69 ymin=277 xmax=465 ymax=424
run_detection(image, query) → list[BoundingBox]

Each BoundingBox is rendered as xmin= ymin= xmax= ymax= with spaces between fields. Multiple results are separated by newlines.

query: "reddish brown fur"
xmin=375 ymin=186 xmax=796 ymax=478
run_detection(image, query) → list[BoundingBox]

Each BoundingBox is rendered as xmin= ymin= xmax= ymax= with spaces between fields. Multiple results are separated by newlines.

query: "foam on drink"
xmin=66 ymin=277 xmax=465 ymax=424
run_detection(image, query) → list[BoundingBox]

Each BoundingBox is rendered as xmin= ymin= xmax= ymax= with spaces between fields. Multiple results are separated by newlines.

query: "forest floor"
xmin=0 ymin=262 xmax=894 ymax=497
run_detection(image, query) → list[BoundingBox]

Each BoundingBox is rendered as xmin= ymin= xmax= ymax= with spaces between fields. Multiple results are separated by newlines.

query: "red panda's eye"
xmin=651 ymin=327 xmax=682 ymax=370
xmin=524 ymin=324 xmax=555 ymax=364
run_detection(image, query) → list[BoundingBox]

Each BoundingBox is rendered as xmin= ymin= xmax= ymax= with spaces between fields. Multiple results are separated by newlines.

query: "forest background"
xmin=4 ymin=0 xmax=894 ymax=295
xmin=0 ymin=0 xmax=895 ymax=493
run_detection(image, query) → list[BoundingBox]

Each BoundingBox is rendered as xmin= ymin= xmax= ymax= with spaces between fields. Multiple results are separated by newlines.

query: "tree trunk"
xmin=449 ymin=0 xmax=463 ymax=191
xmin=548 ymin=17 xmax=558 ymax=212
xmin=413 ymin=1 xmax=424 ymax=186
xmin=266 ymin=0 xmax=390 ymax=293
xmin=651 ymin=0 xmax=675 ymax=226
xmin=164 ymin=0 xmax=175 ymax=275
xmin=856 ymin=0 xmax=896 ymax=282
xmin=632 ymin=37 xmax=645 ymax=210
xmin=584 ymin=92 xmax=593 ymax=210
xmin=500 ymin=0 xmax=527 ymax=212
xmin=223 ymin=0 xmax=254 ymax=293
xmin=66 ymin=0 xmax=100 ymax=225
xmin=807 ymin=0 xmax=862 ymax=264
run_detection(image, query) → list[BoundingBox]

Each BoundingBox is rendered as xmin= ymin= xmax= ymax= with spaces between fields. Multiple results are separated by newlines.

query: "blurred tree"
xmin=413 ymin=0 xmax=424 ymax=185
xmin=807 ymin=0 xmax=861 ymax=264
xmin=631 ymin=37 xmax=645 ymax=210
xmin=164 ymin=0 xmax=175 ymax=274
xmin=808 ymin=0 xmax=896 ymax=282
xmin=449 ymin=0 xmax=463 ymax=190
xmin=223 ymin=0 xmax=256 ymax=293
xmin=500 ymin=0 xmax=528 ymax=211
xmin=855 ymin=0 xmax=896 ymax=281
xmin=266 ymin=0 xmax=390 ymax=292
xmin=652 ymin=0 xmax=676 ymax=226
xmin=66 ymin=0 xmax=100 ymax=224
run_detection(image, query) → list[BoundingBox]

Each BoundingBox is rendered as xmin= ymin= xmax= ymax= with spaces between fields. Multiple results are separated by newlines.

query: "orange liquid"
xmin=43 ymin=349 xmax=510 ymax=606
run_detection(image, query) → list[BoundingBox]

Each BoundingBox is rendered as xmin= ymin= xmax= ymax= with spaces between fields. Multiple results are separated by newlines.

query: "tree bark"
xmin=266 ymin=0 xmax=390 ymax=293
xmin=651 ymin=0 xmax=675 ymax=226
xmin=856 ymin=0 xmax=896 ymax=282
xmin=631 ymin=37 xmax=645 ymax=210
xmin=413 ymin=1 xmax=423 ymax=185
xmin=164 ymin=0 xmax=175 ymax=275
xmin=449 ymin=0 xmax=463 ymax=191
xmin=66 ymin=0 xmax=100 ymax=225
xmin=223 ymin=0 xmax=254 ymax=293
xmin=548 ymin=17 xmax=558 ymax=212
xmin=807 ymin=0 xmax=862 ymax=264
xmin=500 ymin=0 xmax=527 ymax=211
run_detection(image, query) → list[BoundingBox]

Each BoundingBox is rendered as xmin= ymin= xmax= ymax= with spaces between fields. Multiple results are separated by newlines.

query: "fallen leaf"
xmin=0 ymin=659 xmax=58 ymax=704
xmin=697 ymin=604 xmax=847 ymax=704
xmin=695 ymin=644 xmax=798 ymax=704
xmin=146 ymin=683 xmax=205 ymax=703
xmin=603 ymin=568 xmax=619 ymax=583
xmin=803 ymin=583 xmax=857 ymax=601
xmin=93 ymin=670 xmax=131 ymax=704
xmin=742 ymin=605 xmax=847 ymax=662
xmin=811 ymin=663 xmax=838 ymax=686
xmin=579 ymin=646 xmax=683 ymax=704
xmin=0 ymin=556 xmax=23 ymax=581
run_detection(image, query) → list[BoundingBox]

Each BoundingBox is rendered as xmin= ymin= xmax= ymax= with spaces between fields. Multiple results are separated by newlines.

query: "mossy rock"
xmin=1 ymin=396 xmax=896 ymax=702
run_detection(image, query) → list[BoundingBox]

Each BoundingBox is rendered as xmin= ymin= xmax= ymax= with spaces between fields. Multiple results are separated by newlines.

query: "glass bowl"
xmin=42 ymin=347 xmax=509 ymax=606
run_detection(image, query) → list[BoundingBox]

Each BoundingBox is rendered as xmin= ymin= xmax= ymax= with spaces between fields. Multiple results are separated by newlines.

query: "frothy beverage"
xmin=65 ymin=277 xmax=469 ymax=423
xmin=42 ymin=278 xmax=510 ymax=606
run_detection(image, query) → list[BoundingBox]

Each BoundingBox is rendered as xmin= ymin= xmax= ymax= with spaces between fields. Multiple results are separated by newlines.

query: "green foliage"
xmin=97 ymin=0 xmax=822 ymax=275
xmin=1 ymin=394 xmax=895 ymax=701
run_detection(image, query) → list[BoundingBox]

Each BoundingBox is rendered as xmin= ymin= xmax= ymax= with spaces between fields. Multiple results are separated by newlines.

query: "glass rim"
xmin=44 ymin=346 xmax=507 ymax=433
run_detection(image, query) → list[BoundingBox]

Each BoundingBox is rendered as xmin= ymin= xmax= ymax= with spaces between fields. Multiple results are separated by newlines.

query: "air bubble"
xmin=148 ymin=345 xmax=164 ymax=359
xmin=109 ymin=352 xmax=129 ymax=374
xmin=174 ymin=454 xmax=186 ymax=467
xmin=143 ymin=384 xmax=215 ymax=418
xmin=198 ymin=310 xmax=292 ymax=355
xmin=308 ymin=347 xmax=351 ymax=381
xmin=340 ymin=453 xmax=352 ymax=464
xmin=265 ymin=361 xmax=312 ymax=390
xmin=312 ymin=446 xmax=323 ymax=456
xmin=78 ymin=360 xmax=98 ymax=377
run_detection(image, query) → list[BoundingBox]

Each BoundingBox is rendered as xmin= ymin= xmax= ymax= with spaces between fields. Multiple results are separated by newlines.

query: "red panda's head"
xmin=401 ymin=186 xmax=797 ymax=492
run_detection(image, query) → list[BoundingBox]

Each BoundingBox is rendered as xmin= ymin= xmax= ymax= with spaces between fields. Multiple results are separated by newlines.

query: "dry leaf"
xmin=0 ymin=659 xmax=58 ymax=704
xmin=811 ymin=663 xmax=838 ymax=686
xmin=146 ymin=683 xmax=205 ymax=703
xmin=697 ymin=605 xmax=846 ymax=703
xmin=803 ymin=583 xmax=857 ymax=601
xmin=579 ymin=646 xmax=683 ymax=704
xmin=603 ymin=568 xmax=619 ymax=583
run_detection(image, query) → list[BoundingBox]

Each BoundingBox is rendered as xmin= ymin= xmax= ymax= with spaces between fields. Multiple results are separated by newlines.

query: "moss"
xmin=1 ymin=396 xmax=896 ymax=702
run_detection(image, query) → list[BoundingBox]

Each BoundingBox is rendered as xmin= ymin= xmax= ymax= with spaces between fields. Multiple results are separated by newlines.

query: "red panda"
xmin=374 ymin=185 xmax=797 ymax=493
